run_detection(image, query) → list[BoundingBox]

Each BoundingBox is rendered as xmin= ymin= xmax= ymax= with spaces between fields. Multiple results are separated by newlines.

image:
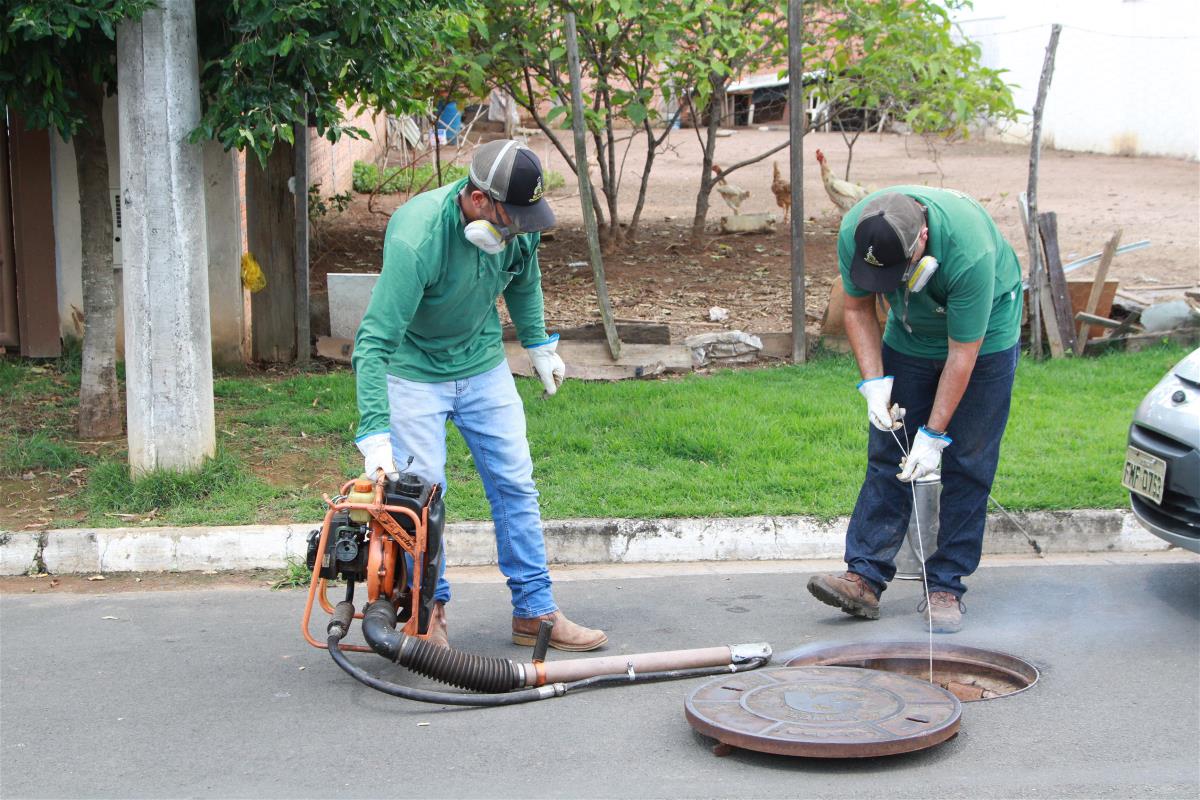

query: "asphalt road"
xmin=2 ymin=555 xmax=1198 ymax=799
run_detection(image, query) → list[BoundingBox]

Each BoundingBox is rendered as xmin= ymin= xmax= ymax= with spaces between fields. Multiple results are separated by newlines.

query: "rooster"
xmin=815 ymin=148 xmax=870 ymax=213
xmin=711 ymin=164 xmax=750 ymax=215
xmin=771 ymin=162 xmax=791 ymax=224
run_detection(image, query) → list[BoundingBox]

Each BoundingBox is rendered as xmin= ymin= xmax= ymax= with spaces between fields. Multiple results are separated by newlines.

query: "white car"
xmin=1124 ymin=347 xmax=1200 ymax=552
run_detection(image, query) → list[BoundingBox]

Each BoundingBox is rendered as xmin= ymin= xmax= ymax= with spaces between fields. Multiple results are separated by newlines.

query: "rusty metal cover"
xmin=685 ymin=666 xmax=961 ymax=758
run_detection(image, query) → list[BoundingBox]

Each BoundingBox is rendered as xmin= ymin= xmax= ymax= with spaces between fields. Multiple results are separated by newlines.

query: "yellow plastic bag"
xmin=241 ymin=252 xmax=266 ymax=293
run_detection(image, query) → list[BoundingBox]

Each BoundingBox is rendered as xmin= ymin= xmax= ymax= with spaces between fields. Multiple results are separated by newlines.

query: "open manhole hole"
xmin=782 ymin=641 xmax=1039 ymax=702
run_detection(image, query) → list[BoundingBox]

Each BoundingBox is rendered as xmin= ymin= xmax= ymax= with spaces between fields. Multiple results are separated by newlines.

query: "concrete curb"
xmin=0 ymin=509 xmax=1166 ymax=576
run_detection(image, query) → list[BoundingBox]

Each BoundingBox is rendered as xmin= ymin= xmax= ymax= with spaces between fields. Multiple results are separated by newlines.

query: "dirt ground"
xmin=312 ymin=128 xmax=1199 ymax=340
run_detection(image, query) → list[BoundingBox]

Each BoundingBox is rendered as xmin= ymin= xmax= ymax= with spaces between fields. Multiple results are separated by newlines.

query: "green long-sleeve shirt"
xmin=838 ymin=186 xmax=1023 ymax=360
xmin=353 ymin=179 xmax=548 ymax=440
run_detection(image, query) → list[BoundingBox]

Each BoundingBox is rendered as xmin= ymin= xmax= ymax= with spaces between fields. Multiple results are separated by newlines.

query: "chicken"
xmin=711 ymin=164 xmax=750 ymax=215
xmin=815 ymin=148 xmax=870 ymax=213
xmin=771 ymin=161 xmax=791 ymax=224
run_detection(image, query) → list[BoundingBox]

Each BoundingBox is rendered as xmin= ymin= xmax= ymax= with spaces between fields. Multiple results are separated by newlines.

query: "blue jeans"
xmin=845 ymin=343 xmax=1019 ymax=599
xmin=386 ymin=361 xmax=556 ymax=618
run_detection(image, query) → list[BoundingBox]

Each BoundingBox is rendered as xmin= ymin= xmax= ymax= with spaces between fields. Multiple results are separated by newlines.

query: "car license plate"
xmin=1123 ymin=446 xmax=1166 ymax=506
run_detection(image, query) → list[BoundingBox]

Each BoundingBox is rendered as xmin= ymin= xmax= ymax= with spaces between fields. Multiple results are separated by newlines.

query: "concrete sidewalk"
xmin=0 ymin=508 xmax=1167 ymax=575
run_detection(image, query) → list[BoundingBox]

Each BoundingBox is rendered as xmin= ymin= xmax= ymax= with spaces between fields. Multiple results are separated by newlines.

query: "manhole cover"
xmin=685 ymin=666 xmax=960 ymax=758
xmin=782 ymin=642 xmax=1039 ymax=702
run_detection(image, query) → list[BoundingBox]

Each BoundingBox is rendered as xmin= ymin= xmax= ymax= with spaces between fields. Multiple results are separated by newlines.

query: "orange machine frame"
xmin=301 ymin=476 xmax=435 ymax=652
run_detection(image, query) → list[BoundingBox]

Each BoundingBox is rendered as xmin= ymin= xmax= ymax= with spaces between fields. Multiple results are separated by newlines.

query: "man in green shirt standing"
xmin=352 ymin=140 xmax=606 ymax=651
xmin=807 ymin=188 xmax=1023 ymax=633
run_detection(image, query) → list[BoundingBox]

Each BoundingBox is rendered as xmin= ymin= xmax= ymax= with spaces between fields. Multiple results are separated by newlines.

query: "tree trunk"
xmin=74 ymin=77 xmax=123 ymax=439
xmin=246 ymin=143 xmax=297 ymax=363
xmin=690 ymin=80 xmax=727 ymax=242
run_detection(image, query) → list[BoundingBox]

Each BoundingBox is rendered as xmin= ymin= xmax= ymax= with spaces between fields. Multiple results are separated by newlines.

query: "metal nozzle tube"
xmin=527 ymin=644 xmax=767 ymax=686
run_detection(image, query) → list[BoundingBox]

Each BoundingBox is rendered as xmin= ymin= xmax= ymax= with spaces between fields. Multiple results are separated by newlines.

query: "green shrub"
xmin=543 ymin=169 xmax=566 ymax=192
xmin=352 ymin=161 xmax=469 ymax=194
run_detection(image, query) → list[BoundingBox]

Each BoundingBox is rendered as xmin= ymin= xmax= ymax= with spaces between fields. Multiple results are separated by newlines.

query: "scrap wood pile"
xmin=1018 ymin=202 xmax=1200 ymax=357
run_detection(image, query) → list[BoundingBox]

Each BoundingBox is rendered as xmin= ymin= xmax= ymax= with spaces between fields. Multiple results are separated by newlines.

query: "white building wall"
xmin=954 ymin=0 xmax=1199 ymax=160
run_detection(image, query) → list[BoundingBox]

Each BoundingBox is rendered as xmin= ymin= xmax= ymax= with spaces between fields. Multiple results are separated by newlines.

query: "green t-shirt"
xmin=838 ymin=186 xmax=1023 ymax=359
xmin=353 ymin=178 xmax=548 ymax=439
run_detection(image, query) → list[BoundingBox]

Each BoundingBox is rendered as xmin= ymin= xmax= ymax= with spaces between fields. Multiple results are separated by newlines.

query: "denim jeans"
xmin=386 ymin=361 xmax=556 ymax=618
xmin=845 ymin=342 xmax=1019 ymax=598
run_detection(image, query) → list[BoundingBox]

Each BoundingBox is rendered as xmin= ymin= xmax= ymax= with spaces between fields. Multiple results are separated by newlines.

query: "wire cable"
xmin=889 ymin=424 xmax=934 ymax=685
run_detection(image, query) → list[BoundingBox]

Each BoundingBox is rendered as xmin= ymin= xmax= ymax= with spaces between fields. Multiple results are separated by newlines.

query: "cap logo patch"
xmin=529 ymin=177 xmax=544 ymax=203
xmin=864 ymin=246 xmax=883 ymax=267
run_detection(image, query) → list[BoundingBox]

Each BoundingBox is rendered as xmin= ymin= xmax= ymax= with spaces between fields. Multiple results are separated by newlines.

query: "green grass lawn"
xmin=0 ymin=343 xmax=1188 ymax=528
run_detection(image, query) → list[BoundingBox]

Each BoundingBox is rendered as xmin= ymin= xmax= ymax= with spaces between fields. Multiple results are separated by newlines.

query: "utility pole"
xmin=116 ymin=0 xmax=215 ymax=474
xmin=788 ymin=0 xmax=807 ymax=363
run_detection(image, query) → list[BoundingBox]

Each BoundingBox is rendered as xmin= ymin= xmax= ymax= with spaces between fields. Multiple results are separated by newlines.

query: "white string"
xmin=890 ymin=424 xmax=935 ymax=685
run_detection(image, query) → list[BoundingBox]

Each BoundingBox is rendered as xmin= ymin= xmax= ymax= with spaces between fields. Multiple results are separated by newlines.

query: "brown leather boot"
xmin=807 ymin=572 xmax=881 ymax=619
xmin=919 ymin=591 xmax=964 ymax=633
xmin=425 ymin=601 xmax=449 ymax=648
xmin=512 ymin=610 xmax=607 ymax=652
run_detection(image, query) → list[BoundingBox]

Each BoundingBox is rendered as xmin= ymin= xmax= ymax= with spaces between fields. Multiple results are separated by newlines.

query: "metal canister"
xmin=893 ymin=473 xmax=941 ymax=581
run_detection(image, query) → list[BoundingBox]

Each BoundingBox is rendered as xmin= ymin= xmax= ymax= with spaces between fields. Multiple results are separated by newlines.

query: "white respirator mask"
xmin=463 ymin=191 xmax=515 ymax=254
xmin=464 ymin=219 xmax=510 ymax=254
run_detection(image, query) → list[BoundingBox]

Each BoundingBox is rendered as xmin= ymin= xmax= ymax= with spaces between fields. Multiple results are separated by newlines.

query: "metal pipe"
xmin=531 ymin=643 xmax=770 ymax=686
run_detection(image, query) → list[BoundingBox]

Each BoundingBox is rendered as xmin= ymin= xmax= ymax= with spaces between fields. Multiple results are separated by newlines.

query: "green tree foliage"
xmin=0 ymin=0 xmax=152 ymax=137
xmin=809 ymin=0 xmax=1018 ymax=178
xmin=465 ymin=0 xmax=690 ymax=248
xmin=191 ymin=0 xmax=455 ymax=164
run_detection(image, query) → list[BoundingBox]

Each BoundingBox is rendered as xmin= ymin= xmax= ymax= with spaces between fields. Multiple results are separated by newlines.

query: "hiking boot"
xmin=807 ymin=572 xmax=881 ymax=620
xmin=512 ymin=610 xmax=607 ymax=652
xmin=918 ymin=591 xmax=964 ymax=633
xmin=425 ymin=601 xmax=449 ymax=648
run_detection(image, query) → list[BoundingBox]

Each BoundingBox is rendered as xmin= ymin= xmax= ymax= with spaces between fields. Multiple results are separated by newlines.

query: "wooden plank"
xmin=1018 ymin=194 xmax=1062 ymax=357
xmin=1073 ymin=312 xmax=1121 ymax=329
xmin=1115 ymin=289 xmax=1154 ymax=307
xmin=0 ymin=113 xmax=18 ymax=349
xmin=7 ymin=115 xmax=60 ymax=357
xmin=247 ymin=142 xmax=296 ymax=363
xmin=502 ymin=320 xmax=670 ymax=345
xmin=506 ymin=340 xmax=692 ymax=378
xmin=1074 ymin=229 xmax=1121 ymax=355
xmin=1037 ymin=211 xmax=1075 ymax=356
xmin=319 ymin=335 xmax=693 ymax=378
xmin=755 ymin=331 xmax=793 ymax=360
xmin=1084 ymin=327 xmax=1200 ymax=356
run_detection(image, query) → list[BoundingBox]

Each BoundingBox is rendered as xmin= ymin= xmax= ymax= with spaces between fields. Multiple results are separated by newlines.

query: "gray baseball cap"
xmin=850 ymin=192 xmax=925 ymax=293
xmin=468 ymin=139 xmax=556 ymax=233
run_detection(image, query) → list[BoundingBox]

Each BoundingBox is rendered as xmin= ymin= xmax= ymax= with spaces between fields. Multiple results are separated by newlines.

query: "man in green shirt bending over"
xmin=352 ymin=140 xmax=606 ymax=651
xmin=807 ymin=188 xmax=1023 ymax=633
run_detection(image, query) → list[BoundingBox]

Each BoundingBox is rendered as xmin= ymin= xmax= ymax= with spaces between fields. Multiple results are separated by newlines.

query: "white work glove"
xmin=356 ymin=432 xmax=398 ymax=482
xmin=525 ymin=334 xmax=566 ymax=396
xmin=898 ymin=427 xmax=952 ymax=483
xmin=857 ymin=376 xmax=906 ymax=432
